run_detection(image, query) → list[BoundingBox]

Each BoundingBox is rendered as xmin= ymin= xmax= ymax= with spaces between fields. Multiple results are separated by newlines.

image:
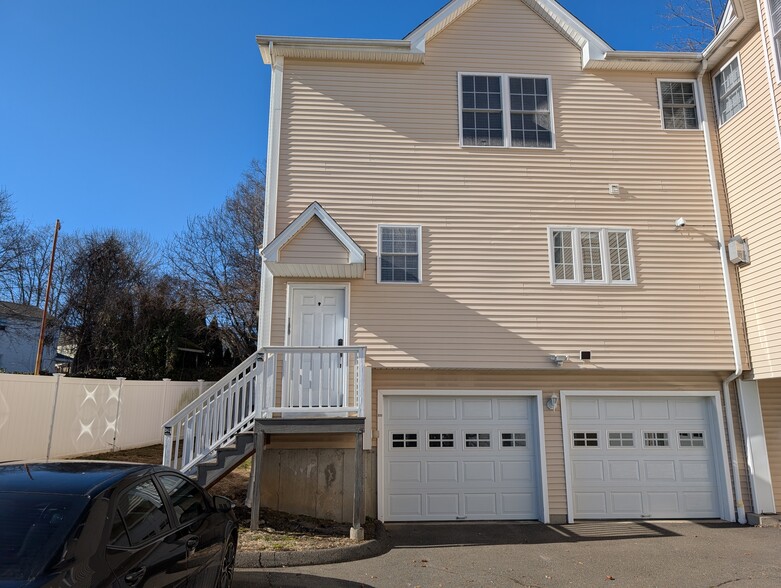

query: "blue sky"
xmin=0 ymin=1 xmax=699 ymax=240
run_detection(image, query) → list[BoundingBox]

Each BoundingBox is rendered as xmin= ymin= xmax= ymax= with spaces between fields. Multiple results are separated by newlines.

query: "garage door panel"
xmin=501 ymin=493 xmax=536 ymax=516
xmin=462 ymin=398 xmax=493 ymax=419
xmin=463 ymin=461 xmax=496 ymax=482
xmin=611 ymin=492 xmax=643 ymax=514
xmin=383 ymin=395 xmax=540 ymax=521
xmin=605 ymin=399 xmax=635 ymax=419
xmin=464 ymin=493 xmax=497 ymax=516
xmin=389 ymin=399 xmax=421 ymax=420
xmin=426 ymin=461 xmax=458 ymax=482
xmin=573 ymin=461 xmax=604 ymax=481
xmin=500 ymin=460 xmax=534 ymax=481
xmin=389 ymin=494 xmax=422 ymax=517
xmin=608 ymin=461 xmax=641 ymax=481
xmin=425 ymin=399 xmax=457 ymax=420
xmin=389 ymin=461 xmax=422 ymax=483
xmin=645 ymin=460 xmax=677 ymax=481
xmin=575 ymin=492 xmax=608 ymax=515
xmin=427 ymin=494 xmax=459 ymax=516
xmin=568 ymin=396 xmax=722 ymax=519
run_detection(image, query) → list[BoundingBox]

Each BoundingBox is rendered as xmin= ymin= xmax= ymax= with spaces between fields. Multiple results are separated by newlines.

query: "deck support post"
xmin=250 ymin=428 xmax=265 ymax=531
xmin=351 ymin=427 xmax=365 ymax=540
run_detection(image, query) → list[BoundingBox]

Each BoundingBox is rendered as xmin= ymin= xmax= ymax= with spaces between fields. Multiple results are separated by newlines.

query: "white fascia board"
xmin=262 ymin=202 xmax=365 ymax=265
xmin=257 ymin=36 xmax=420 ymax=64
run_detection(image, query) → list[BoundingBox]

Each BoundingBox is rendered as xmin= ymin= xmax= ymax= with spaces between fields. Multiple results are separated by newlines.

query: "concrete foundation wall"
xmin=260 ymin=448 xmax=377 ymax=523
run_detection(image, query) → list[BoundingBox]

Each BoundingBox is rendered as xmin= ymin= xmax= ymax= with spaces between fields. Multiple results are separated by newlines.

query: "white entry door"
xmin=566 ymin=396 xmax=723 ymax=519
xmin=287 ymin=286 xmax=347 ymax=409
xmin=382 ymin=395 xmax=542 ymax=521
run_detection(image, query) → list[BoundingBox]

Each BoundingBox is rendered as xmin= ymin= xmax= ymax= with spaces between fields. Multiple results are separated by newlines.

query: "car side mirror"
xmin=213 ymin=495 xmax=235 ymax=513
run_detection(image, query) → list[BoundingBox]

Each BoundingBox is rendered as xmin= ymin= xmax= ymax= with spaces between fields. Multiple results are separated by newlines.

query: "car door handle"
xmin=125 ymin=566 xmax=146 ymax=586
xmin=186 ymin=536 xmax=199 ymax=551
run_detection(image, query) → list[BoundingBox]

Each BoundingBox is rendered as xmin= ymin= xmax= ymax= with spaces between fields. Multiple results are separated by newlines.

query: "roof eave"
xmin=256 ymin=36 xmax=422 ymax=64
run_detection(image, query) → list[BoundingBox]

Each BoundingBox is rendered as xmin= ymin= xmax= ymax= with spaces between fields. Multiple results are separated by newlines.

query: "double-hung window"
xmin=714 ymin=56 xmax=745 ymax=125
xmin=769 ymin=0 xmax=781 ymax=77
xmin=658 ymin=80 xmax=700 ymax=130
xmin=378 ymin=225 xmax=422 ymax=284
xmin=460 ymin=73 xmax=554 ymax=148
xmin=549 ymin=227 xmax=635 ymax=285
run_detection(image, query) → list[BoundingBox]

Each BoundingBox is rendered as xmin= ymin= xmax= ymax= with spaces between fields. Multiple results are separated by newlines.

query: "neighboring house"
xmin=0 ymin=301 xmax=58 ymax=374
xmin=167 ymin=0 xmax=780 ymax=532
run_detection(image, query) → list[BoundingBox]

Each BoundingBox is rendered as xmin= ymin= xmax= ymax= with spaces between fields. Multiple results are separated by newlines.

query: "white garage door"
xmin=382 ymin=395 xmax=541 ymax=521
xmin=567 ymin=396 xmax=723 ymax=519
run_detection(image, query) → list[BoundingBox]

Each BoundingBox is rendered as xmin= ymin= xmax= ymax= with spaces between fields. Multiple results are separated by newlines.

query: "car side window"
xmin=158 ymin=474 xmax=209 ymax=526
xmin=113 ymin=478 xmax=170 ymax=546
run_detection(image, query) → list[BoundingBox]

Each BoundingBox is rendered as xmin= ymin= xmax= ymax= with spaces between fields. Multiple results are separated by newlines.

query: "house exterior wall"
xmin=270 ymin=0 xmax=736 ymax=372
xmin=758 ymin=0 xmax=781 ymax=133
xmin=278 ymin=217 xmax=350 ymax=264
xmin=711 ymin=24 xmax=781 ymax=379
xmin=0 ymin=315 xmax=57 ymax=374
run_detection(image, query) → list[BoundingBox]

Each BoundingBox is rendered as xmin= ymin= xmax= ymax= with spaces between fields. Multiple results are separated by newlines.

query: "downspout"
xmin=695 ymin=58 xmax=746 ymax=524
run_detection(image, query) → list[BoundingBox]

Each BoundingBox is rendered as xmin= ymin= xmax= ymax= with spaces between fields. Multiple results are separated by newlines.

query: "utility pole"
xmin=35 ymin=219 xmax=61 ymax=376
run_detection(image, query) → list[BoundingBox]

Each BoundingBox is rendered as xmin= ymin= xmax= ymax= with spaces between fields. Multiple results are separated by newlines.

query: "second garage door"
xmin=566 ymin=395 xmax=725 ymax=519
xmin=382 ymin=395 xmax=543 ymax=521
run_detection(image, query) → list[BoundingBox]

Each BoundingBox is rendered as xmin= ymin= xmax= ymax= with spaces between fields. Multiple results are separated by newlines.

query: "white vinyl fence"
xmin=0 ymin=374 xmax=210 ymax=463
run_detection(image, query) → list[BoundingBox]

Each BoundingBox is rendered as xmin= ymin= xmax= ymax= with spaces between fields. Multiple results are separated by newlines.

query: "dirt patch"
xmin=79 ymin=445 xmax=371 ymax=551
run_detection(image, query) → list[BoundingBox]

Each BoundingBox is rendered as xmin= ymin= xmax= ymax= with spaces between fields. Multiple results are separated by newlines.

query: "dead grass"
xmin=79 ymin=445 xmax=370 ymax=551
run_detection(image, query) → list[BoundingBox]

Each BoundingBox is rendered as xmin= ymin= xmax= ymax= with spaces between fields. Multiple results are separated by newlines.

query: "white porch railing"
xmin=162 ymin=346 xmax=366 ymax=473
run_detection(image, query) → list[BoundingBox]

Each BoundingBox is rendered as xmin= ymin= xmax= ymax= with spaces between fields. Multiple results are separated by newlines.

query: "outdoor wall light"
xmin=675 ymin=217 xmax=687 ymax=228
xmin=547 ymin=394 xmax=559 ymax=411
xmin=549 ymin=354 xmax=568 ymax=367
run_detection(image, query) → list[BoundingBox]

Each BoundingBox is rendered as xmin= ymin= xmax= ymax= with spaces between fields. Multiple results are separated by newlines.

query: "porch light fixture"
xmin=675 ymin=217 xmax=687 ymax=228
xmin=547 ymin=394 xmax=559 ymax=411
xmin=549 ymin=354 xmax=568 ymax=367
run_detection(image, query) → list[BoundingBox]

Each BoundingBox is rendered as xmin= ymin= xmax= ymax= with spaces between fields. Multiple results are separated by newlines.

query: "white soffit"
xmin=262 ymin=202 xmax=366 ymax=278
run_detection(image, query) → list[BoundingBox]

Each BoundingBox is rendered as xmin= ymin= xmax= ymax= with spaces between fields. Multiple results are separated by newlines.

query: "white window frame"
xmin=547 ymin=226 xmax=636 ymax=286
xmin=677 ymin=430 xmax=706 ymax=448
xmin=458 ymin=72 xmax=556 ymax=149
xmin=713 ymin=54 xmax=747 ymax=126
xmin=377 ymin=224 xmax=422 ymax=285
xmin=765 ymin=0 xmax=781 ymax=84
xmin=572 ymin=431 xmax=599 ymax=448
xmin=643 ymin=431 xmax=671 ymax=448
xmin=656 ymin=79 xmax=701 ymax=131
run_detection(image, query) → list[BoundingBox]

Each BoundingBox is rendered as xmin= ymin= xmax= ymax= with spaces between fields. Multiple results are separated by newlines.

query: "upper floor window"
xmin=549 ymin=227 xmax=635 ymax=286
xmin=769 ymin=0 xmax=781 ymax=78
xmin=378 ymin=225 xmax=422 ymax=284
xmin=460 ymin=73 xmax=554 ymax=148
xmin=714 ymin=56 xmax=745 ymax=125
xmin=658 ymin=80 xmax=700 ymax=130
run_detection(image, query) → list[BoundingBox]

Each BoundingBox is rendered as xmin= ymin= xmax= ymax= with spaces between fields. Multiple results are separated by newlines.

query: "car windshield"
xmin=0 ymin=492 xmax=89 ymax=580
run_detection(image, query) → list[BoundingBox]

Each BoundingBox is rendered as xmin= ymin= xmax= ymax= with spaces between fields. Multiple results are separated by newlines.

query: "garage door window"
xmin=644 ymin=432 xmax=669 ymax=447
xmin=573 ymin=432 xmax=598 ymax=447
xmin=392 ymin=433 xmax=418 ymax=448
xmin=608 ymin=432 xmax=634 ymax=448
xmin=428 ymin=433 xmax=455 ymax=448
xmin=501 ymin=432 xmax=527 ymax=447
xmin=465 ymin=433 xmax=491 ymax=448
xmin=678 ymin=432 xmax=705 ymax=447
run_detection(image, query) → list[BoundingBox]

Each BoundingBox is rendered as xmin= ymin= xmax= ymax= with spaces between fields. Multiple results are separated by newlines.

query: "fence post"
xmin=198 ymin=379 xmax=205 ymax=395
xmin=45 ymin=374 xmax=63 ymax=462
xmin=111 ymin=377 xmax=125 ymax=453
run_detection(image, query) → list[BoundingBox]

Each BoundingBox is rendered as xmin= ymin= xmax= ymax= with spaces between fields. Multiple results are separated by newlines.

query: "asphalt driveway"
xmin=234 ymin=520 xmax=781 ymax=588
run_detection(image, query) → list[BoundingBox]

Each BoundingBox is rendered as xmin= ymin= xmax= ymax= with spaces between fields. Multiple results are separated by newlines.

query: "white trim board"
xmin=559 ymin=390 xmax=735 ymax=524
xmin=377 ymin=389 xmax=549 ymax=524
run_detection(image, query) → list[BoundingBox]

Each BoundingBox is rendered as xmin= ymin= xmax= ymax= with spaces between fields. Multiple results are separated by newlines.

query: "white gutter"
xmin=258 ymin=45 xmax=284 ymax=349
xmin=695 ymin=58 xmax=746 ymax=524
xmin=757 ymin=0 xmax=781 ymax=151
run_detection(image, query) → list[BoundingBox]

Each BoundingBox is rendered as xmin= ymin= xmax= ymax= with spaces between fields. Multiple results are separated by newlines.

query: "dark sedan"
xmin=0 ymin=462 xmax=237 ymax=587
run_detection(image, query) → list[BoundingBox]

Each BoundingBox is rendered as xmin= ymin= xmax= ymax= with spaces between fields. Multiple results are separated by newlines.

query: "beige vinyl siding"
xmin=758 ymin=378 xmax=781 ymax=511
xmin=371 ymin=368 xmax=744 ymax=518
xmin=758 ymin=0 xmax=781 ymax=132
xmin=712 ymin=25 xmax=781 ymax=379
xmin=270 ymin=0 xmax=734 ymax=371
xmin=278 ymin=217 xmax=350 ymax=264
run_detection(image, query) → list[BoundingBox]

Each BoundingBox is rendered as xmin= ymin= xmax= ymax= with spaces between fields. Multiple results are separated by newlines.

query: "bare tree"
xmin=166 ymin=161 xmax=265 ymax=359
xmin=659 ymin=0 xmax=728 ymax=51
xmin=0 ymin=189 xmax=26 ymax=286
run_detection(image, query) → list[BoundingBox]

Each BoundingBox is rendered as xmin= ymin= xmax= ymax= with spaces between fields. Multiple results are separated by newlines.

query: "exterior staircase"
xmin=161 ymin=346 xmax=366 ymax=489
